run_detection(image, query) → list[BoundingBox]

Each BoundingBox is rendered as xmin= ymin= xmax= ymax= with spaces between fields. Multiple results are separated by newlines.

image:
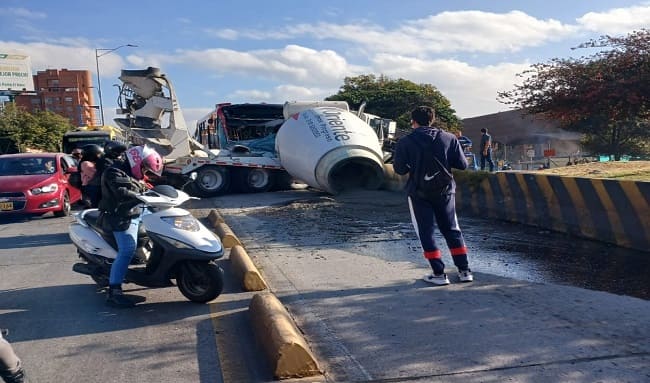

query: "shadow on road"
xmin=0 ymin=283 xmax=245 ymax=343
xmin=1 ymin=232 xmax=72 ymax=249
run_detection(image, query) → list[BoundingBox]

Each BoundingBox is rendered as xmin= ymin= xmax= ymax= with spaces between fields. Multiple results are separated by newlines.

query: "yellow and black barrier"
xmin=383 ymin=165 xmax=650 ymax=252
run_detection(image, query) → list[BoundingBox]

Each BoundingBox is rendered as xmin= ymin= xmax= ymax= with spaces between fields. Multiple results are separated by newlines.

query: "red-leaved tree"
xmin=498 ymin=29 xmax=650 ymax=160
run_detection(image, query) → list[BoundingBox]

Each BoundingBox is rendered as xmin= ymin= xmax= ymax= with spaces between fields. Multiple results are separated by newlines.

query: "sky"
xmin=1 ymin=0 xmax=649 ymax=128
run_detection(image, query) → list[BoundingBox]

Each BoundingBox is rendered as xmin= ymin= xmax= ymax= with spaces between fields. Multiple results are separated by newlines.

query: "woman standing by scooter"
xmin=98 ymin=145 xmax=164 ymax=308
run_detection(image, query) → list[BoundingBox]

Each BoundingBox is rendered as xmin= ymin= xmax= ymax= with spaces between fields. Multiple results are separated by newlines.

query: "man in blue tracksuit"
xmin=393 ymin=106 xmax=474 ymax=285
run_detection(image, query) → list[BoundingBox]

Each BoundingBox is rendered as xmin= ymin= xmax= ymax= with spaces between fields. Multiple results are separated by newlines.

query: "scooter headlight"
xmin=161 ymin=215 xmax=201 ymax=232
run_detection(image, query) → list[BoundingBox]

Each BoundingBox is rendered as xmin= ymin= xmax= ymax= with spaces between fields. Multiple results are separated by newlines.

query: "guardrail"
xmin=383 ymin=165 xmax=650 ymax=253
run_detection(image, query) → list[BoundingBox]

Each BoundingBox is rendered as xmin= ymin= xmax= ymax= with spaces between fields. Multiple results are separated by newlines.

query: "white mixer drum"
xmin=276 ymin=107 xmax=385 ymax=194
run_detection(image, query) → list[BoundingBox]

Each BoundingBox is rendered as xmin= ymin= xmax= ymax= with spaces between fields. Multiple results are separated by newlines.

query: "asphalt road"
xmin=210 ymin=188 xmax=650 ymax=382
xmin=1 ymin=188 xmax=648 ymax=383
xmin=0 ymin=208 xmax=224 ymax=383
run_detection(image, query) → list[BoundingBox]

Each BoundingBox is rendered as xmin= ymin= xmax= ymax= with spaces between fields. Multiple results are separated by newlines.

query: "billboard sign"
xmin=0 ymin=53 xmax=34 ymax=92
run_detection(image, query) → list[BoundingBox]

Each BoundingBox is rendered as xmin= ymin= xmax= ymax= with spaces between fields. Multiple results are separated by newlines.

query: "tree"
xmin=326 ymin=74 xmax=461 ymax=136
xmin=498 ymin=29 xmax=650 ymax=160
xmin=0 ymin=102 xmax=73 ymax=153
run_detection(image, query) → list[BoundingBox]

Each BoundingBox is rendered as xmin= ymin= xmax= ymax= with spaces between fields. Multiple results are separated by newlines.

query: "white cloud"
xmin=0 ymin=7 xmax=47 ymax=19
xmin=576 ymin=5 xmax=650 ymax=35
xmin=161 ymin=45 xmax=367 ymax=87
xmin=208 ymin=10 xmax=577 ymax=54
xmin=0 ymin=41 xmax=131 ymax=82
xmin=229 ymin=89 xmax=272 ymax=102
xmin=371 ymin=54 xmax=531 ymax=118
xmin=228 ymin=84 xmax=333 ymax=104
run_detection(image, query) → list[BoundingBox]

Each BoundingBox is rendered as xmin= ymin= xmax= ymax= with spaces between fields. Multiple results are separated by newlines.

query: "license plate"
xmin=0 ymin=201 xmax=13 ymax=211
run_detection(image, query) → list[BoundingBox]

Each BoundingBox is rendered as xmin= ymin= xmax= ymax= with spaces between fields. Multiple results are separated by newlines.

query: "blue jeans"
xmin=109 ymin=216 xmax=141 ymax=286
xmin=480 ymin=149 xmax=495 ymax=171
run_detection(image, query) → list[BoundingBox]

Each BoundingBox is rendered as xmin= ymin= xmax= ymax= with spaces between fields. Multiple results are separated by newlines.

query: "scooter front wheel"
xmin=177 ymin=261 xmax=224 ymax=303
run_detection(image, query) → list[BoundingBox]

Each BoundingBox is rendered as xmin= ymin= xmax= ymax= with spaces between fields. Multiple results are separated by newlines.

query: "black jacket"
xmin=393 ymin=127 xmax=468 ymax=195
xmin=98 ymin=161 xmax=146 ymax=231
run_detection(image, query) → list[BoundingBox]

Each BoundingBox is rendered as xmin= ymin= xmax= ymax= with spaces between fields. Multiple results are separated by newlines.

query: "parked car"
xmin=0 ymin=153 xmax=82 ymax=217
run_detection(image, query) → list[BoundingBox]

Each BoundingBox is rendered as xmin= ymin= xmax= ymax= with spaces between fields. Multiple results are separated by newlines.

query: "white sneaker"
xmin=423 ymin=273 xmax=450 ymax=286
xmin=458 ymin=269 xmax=474 ymax=283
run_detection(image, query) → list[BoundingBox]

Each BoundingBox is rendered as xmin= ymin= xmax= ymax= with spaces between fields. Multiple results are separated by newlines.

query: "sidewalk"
xmin=211 ymin=190 xmax=650 ymax=382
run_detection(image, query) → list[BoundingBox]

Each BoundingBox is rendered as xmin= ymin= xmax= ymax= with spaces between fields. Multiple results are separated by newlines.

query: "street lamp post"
xmin=95 ymin=44 xmax=137 ymax=126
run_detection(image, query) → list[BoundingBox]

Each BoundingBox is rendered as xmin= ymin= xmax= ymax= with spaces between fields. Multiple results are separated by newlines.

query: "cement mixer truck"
xmin=112 ymin=67 xmax=396 ymax=197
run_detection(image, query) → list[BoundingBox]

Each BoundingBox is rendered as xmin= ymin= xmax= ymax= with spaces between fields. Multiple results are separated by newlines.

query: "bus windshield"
xmin=62 ymin=133 xmax=111 ymax=154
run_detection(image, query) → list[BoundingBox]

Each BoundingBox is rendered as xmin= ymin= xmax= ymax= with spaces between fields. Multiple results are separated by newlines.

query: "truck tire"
xmin=235 ymin=168 xmax=274 ymax=193
xmin=193 ymin=166 xmax=231 ymax=197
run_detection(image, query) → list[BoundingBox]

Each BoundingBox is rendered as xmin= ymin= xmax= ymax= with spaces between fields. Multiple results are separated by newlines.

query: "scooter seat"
xmin=83 ymin=210 xmax=148 ymax=252
xmin=84 ymin=210 xmax=101 ymax=228
xmin=83 ymin=210 xmax=119 ymax=250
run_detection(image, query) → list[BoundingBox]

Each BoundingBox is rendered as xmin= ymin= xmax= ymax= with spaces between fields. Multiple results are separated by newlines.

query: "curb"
xmin=213 ymin=221 xmax=242 ymax=248
xmin=230 ymin=245 xmax=268 ymax=291
xmin=207 ymin=209 xmax=322 ymax=379
xmin=207 ymin=209 xmax=225 ymax=224
xmin=249 ymin=292 xmax=321 ymax=379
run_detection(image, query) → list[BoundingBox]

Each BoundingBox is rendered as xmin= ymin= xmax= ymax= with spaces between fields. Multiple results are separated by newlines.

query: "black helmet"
xmin=104 ymin=141 xmax=128 ymax=160
xmin=81 ymin=144 xmax=104 ymax=162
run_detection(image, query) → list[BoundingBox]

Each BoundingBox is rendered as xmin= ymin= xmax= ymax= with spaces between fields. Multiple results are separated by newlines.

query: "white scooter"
xmin=69 ymin=183 xmax=224 ymax=303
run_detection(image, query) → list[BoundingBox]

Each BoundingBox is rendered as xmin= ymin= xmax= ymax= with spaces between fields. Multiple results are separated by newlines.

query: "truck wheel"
xmin=194 ymin=166 xmax=230 ymax=197
xmin=236 ymin=168 xmax=274 ymax=193
xmin=177 ymin=261 xmax=224 ymax=303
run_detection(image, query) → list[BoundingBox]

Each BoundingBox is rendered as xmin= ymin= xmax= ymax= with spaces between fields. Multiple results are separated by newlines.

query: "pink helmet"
xmin=126 ymin=145 xmax=163 ymax=180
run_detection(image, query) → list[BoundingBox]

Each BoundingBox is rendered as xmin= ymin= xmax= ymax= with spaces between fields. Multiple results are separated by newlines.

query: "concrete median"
xmin=210 ymin=216 xmax=242 ymax=248
xmin=207 ymin=209 xmax=322 ymax=379
xmin=249 ymin=292 xmax=321 ymax=379
xmin=230 ymin=245 xmax=268 ymax=291
xmin=207 ymin=209 xmax=225 ymax=225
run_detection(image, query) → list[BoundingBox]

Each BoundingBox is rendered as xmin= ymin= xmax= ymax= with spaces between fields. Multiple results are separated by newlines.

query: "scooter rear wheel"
xmin=177 ymin=261 xmax=224 ymax=303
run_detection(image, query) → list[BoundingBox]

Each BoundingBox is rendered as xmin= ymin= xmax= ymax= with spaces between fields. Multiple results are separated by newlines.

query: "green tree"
xmin=498 ymin=29 xmax=650 ymax=160
xmin=326 ymin=74 xmax=461 ymax=136
xmin=0 ymin=102 xmax=73 ymax=153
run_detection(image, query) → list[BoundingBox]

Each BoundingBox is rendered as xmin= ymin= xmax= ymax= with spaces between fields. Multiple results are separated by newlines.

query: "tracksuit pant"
xmin=408 ymin=193 xmax=469 ymax=275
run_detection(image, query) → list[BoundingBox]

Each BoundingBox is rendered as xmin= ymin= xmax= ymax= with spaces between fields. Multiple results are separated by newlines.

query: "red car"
xmin=0 ymin=152 xmax=82 ymax=217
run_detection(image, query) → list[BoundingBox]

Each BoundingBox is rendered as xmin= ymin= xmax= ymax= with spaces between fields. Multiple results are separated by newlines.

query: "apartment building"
xmin=14 ymin=68 xmax=97 ymax=126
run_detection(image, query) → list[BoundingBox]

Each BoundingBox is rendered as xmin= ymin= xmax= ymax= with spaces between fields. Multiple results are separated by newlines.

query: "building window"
xmin=64 ymin=97 xmax=73 ymax=103
xmin=31 ymin=98 xmax=41 ymax=105
xmin=45 ymin=97 xmax=53 ymax=104
xmin=48 ymin=79 xmax=59 ymax=87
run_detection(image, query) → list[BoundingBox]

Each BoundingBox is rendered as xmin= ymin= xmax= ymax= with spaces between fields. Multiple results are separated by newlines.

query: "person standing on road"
xmin=393 ymin=106 xmax=474 ymax=285
xmin=98 ymin=145 xmax=164 ymax=307
xmin=480 ymin=128 xmax=495 ymax=172
xmin=0 ymin=330 xmax=25 ymax=383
